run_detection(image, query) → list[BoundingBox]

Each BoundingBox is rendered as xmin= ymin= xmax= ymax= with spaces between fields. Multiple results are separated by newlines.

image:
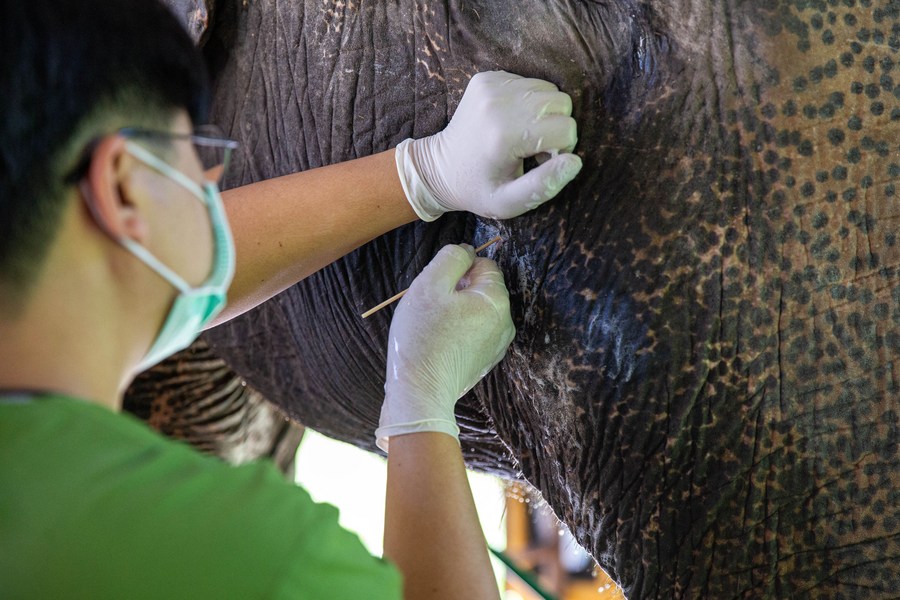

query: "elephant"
xmin=160 ymin=0 xmax=214 ymax=45
xmin=144 ymin=0 xmax=900 ymax=597
xmin=122 ymin=339 xmax=305 ymax=475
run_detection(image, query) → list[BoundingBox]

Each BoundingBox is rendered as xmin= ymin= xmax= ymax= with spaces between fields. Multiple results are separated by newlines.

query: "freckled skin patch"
xmin=187 ymin=0 xmax=900 ymax=597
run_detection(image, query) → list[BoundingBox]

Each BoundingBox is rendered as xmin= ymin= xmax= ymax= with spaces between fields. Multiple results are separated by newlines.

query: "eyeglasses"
xmin=65 ymin=124 xmax=239 ymax=185
xmin=120 ymin=125 xmax=239 ymax=184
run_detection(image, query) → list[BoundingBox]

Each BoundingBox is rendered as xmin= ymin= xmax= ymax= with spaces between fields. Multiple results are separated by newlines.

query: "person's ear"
xmin=80 ymin=135 xmax=149 ymax=244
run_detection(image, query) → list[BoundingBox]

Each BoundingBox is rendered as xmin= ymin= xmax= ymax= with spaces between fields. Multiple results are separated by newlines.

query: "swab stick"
xmin=360 ymin=236 xmax=502 ymax=319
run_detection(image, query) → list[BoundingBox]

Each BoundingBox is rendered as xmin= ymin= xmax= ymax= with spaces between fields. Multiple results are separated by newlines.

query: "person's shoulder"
xmin=2 ymin=394 xmax=333 ymax=542
xmin=1 ymin=393 xmax=401 ymax=598
xmin=1 ymin=393 xmax=200 ymax=470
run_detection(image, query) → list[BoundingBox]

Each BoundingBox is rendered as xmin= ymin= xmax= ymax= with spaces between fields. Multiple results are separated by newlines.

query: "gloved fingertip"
xmin=419 ymin=244 xmax=478 ymax=292
xmin=472 ymin=255 xmax=500 ymax=269
xmin=531 ymin=153 xmax=583 ymax=209
xmin=557 ymin=152 xmax=583 ymax=178
xmin=463 ymin=256 xmax=502 ymax=278
xmin=437 ymin=243 xmax=475 ymax=262
xmin=454 ymin=244 xmax=477 ymax=269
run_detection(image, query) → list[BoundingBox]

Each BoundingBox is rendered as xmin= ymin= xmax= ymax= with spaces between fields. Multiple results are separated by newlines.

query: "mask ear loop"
xmin=122 ymin=142 xmax=228 ymax=292
xmin=75 ymin=136 xmax=140 ymax=242
xmin=199 ymin=182 xmax=237 ymax=288
xmin=76 ymin=155 xmax=194 ymax=296
xmin=125 ymin=142 xmax=207 ymax=203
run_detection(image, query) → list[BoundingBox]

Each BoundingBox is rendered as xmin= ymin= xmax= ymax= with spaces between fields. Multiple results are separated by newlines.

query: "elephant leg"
xmin=123 ymin=339 xmax=305 ymax=476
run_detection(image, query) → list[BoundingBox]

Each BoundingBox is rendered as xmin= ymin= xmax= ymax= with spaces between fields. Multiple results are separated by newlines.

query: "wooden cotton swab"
xmin=360 ymin=236 xmax=503 ymax=319
xmin=473 ymin=236 xmax=503 ymax=253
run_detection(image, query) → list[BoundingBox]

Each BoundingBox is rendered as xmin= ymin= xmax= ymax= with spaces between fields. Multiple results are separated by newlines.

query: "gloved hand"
xmin=375 ymin=244 xmax=516 ymax=452
xmin=396 ymin=70 xmax=583 ymax=222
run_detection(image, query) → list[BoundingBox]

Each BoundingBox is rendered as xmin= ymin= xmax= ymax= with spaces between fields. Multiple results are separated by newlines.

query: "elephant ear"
xmin=158 ymin=0 xmax=216 ymax=46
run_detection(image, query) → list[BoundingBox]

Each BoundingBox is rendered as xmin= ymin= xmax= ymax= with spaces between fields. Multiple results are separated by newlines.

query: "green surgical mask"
xmin=122 ymin=141 xmax=236 ymax=372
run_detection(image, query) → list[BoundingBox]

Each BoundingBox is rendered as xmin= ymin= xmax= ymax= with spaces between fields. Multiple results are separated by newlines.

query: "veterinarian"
xmin=0 ymin=0 xmax=581 ymax=598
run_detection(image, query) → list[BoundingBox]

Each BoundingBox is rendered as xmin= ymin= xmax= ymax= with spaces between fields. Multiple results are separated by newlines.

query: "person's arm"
xmin=385 ymin=433 xmax=499 ymax=600
xmin=213 ymin=70 xmax=582 ymax=325
xmin=375 ymin=244 xmax=516 ymax=599
xmin=216 ymin=149 xmax=414 ymax=324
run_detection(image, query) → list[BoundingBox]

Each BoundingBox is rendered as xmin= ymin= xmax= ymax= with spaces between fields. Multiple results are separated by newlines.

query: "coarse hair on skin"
xmin=0 ymin=0 xmax=211 ymax=302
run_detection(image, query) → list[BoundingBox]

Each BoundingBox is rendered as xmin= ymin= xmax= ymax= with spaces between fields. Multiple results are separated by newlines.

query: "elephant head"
xmin=134 ymin=0 xmax=900 ymax=596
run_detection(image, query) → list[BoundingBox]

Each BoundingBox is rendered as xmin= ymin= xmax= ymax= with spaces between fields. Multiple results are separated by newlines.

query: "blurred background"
xmin=295 ymin=430 xmax=625 ymax=600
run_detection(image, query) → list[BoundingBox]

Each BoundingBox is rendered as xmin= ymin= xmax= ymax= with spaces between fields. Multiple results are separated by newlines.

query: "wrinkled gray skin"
xmin=141 ymin=0 xmax=900 ymax=597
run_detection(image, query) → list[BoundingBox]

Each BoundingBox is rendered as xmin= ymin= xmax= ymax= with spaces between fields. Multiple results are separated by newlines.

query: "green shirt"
xmin=0 ymin=394 xmax=401 ymax=599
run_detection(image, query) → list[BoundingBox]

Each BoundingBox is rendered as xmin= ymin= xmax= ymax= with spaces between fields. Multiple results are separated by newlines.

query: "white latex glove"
xmin=396 ymin=70 xmax=583 ymax=221
xmin=375 ymin=244 xmax=516 ymax=452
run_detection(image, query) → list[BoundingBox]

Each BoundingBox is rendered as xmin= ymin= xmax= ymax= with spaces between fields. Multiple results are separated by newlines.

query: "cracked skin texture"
xmin=143 ymin=0 xmax=900 ymax=596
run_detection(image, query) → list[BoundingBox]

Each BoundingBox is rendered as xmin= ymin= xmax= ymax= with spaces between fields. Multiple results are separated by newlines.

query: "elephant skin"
xmin=191 ymin=0 xmax=900 ymax=597
xmin=124 ymin=340 xmax=305 ymax=476
xmin=159 ymin=0 xmax=214 ymax=45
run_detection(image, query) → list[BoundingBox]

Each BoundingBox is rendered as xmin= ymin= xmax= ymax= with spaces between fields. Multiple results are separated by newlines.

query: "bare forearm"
xmin=384 ymin=433 xmax=500 ymax=600
xmin=213 ymin=149 xmax=417 ymax=325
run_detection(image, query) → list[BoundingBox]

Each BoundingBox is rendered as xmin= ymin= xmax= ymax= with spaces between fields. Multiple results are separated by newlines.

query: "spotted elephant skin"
xmin=194 ymin=0 xmax=900 ymax=596
xmin=123 ymin=340 xmax=305 ymax=475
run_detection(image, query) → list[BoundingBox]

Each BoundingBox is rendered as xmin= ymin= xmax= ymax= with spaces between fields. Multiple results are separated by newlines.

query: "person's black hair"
xmin=0 ymin=0 xmax=211 ymax=293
